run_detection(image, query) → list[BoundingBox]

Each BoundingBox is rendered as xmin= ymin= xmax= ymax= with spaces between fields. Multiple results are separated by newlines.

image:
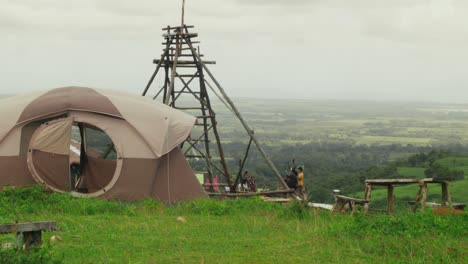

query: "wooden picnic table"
xmin=364 ymin=178 xmax=453 ymax=215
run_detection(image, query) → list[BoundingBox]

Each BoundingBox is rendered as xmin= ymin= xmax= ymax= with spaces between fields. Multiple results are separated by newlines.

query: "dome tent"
xmin=0 ymin=86 xmax=207 ymax=203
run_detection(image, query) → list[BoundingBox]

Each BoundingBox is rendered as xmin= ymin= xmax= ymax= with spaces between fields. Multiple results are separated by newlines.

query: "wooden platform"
xmin=308 ymin=203 xmax=334 ymax=211
xmin=262 ymin=197 xmax=292 ymax=203
xmin=207 ymin=189 xmax=293 ymax=198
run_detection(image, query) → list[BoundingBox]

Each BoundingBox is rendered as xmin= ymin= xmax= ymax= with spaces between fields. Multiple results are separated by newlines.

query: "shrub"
xmin=0 ymin=242 xmax=63 ymax=264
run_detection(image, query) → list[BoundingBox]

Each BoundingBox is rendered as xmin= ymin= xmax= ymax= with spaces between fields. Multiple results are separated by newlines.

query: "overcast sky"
xmin=1 ymin=0 xmax=467 ymax=103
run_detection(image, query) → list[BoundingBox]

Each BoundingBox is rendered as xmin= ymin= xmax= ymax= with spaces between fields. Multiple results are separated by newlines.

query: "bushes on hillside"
xmin=424 ymin=163 xmax=464 ymax=181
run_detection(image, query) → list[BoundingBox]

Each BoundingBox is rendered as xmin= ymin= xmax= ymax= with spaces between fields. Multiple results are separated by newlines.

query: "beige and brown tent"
xmin=0 ymin=86 xmax=207 ymax=203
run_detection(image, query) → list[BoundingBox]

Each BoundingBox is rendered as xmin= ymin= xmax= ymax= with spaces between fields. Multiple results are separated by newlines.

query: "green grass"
xmin=436 ymin=157 xmax=468 ymax=174
xmin=0 ymin=186 xmax=467 ymax=263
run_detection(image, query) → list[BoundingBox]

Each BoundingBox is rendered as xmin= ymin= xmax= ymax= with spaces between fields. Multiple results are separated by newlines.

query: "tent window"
xmin=69 ymin=124 xmax=117 ymax=194
xmin=85 ymin=126 xmax=116 ymax=160
xmin=28 ymin=118 xmax=119 ymax=195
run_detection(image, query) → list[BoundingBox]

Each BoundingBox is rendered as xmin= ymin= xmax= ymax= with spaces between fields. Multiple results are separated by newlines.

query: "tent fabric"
xmin=151 ymin=147 xmax=208 ymax=203
xmin=0 ymin=90 xmax=48 ymax=142
xmin=0 ymin=86 xmax=195 ymax=158
xmin=0 ymin=86 xmax=207 ymax=203
xmin=99 ymin=148 xmax=207 ymax=202
xmin=18 ymin=87 xmax=123 ymax=123
xmin=80 ymin=156 xmax=116 ymax=193
xmin=69 ymin=112 xmax=156 ymax=159
xmin=0 ymin=126 xmax=23 ymax=156
xmin=30 ymin=118 xmax=73 ymax=156
xmin=0 ymin=156 xmax=34 ymax=188
xmin=97 ymin=89 xmax=196 ymax=157
xmin=30 ymin=150 xmax=70 ymax=191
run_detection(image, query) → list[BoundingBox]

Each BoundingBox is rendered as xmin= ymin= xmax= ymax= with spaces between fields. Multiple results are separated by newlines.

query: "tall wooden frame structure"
xmin=143 ymin=24 xmax=233 ymax=191
xmin=142 ymin=16 xmax=290 ymax=193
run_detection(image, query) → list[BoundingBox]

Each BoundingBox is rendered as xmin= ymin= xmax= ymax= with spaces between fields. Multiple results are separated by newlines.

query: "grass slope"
xmin=0 ymin=186 xmax=467 ymax=263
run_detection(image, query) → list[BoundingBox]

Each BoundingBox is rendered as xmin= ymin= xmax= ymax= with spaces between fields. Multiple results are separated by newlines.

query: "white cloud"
xmin=0 ymin=0 xmax=466 ymax=102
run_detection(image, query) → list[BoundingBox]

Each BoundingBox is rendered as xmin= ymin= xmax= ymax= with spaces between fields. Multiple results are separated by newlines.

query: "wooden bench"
xmin=333 ymin=195 xmax=369 ymax=215
xmin=0 ymin=221 xmax=57 ymax=249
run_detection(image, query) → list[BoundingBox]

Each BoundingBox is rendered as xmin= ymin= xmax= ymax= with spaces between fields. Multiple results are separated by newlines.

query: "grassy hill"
xmin=0 ymin=186 xmax=466 ymax=263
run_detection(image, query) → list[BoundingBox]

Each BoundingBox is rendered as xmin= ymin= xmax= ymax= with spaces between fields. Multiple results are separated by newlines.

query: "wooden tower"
xmin=142 ymin=24 xmax=234 ymax=191
xmin=142 ymin=2 xmax=290 ymax=194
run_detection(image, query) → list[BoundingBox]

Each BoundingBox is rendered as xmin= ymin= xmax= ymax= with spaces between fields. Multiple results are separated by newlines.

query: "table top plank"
xmin=0 ymin=221 xmax=56 ymax=234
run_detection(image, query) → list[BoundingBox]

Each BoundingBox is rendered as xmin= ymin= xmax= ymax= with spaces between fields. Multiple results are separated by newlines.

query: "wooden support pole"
xmin=350 ymin=201 xmax=356 ymax=215
xmin=186 ymin=41 xmax=289 ymax=190
xmin=421 ymin=182 xmax=428 ymax=208
xmin=441 ymin=182 xmax=448 ymax=207
xmin=447 ymin=185 xmax=452 ymax=209
xmin=364 ymin=183 xmax=372 ymax=214
xmin=387 ymin=184 xmax=394 ymax=215
xmin=143 ymin=35 xmax=173 ymax=96
xmin=234 ymin=137 xmax=253 ymax=190
xmin=413 ymin=185 xmax=423 ymax=212
xmin=165 ymin=33 xmax=182 ymax=105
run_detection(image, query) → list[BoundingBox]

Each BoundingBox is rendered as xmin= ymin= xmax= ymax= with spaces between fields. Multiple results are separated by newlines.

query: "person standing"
xmin=297 ymin=167 xmax=307 ymax=201
xmin=241 ymin=171 xmax=250 ymax=191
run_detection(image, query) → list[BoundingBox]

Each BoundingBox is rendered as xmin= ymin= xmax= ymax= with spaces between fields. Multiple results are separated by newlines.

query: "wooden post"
xmin=187 ymin=41 xmax=289 ymax=189
xmin=17 ymin=231 xmax=42 ymax=250
xmin=387 ymin=184 xmax=394 ymax=215
xmin=350 ymin=201 xmax=356 ymax=215
xmin=420 ymin=182 xmax=428 ymax=208
xmin=413 ymin=185 xmax=423 ymax=212
xmin=447 ymin=187 xmax=452 ymax=209
xmin=441 ymin=182 xmax=449 ymax=207
xmin=364 ymin=183 xmax=372 ymax=214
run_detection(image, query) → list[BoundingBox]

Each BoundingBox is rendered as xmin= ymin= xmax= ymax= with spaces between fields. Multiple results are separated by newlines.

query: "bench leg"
xmin=16 ymin=231 xmax=42 ymax=250
xmin=350 ymin=201 xmax=356 ymax=215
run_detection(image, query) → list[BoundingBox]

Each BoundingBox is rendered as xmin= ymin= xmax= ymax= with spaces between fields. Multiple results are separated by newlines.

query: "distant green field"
xmin=398 ymin=167 xmax=426 ymax=178
xmin=356 ymin=136 xmax=433 ymax=146
xmin=214 ymin=98 xmax=468 ymax=147
xmin=436 ymin=157 xmax=468 ymax=174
